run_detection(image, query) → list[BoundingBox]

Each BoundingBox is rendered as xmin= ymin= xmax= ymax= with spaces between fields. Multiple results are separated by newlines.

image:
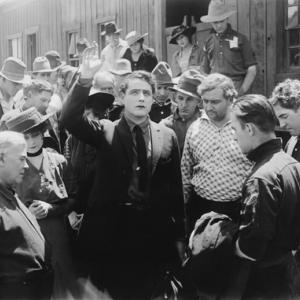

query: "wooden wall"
xmin=0 ymin=0 xmax=278 ymax=96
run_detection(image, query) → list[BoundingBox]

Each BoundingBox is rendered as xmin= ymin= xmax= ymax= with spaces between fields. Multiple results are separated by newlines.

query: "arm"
xmin=180 ymin=126 xmax=195 ymax=204
xmin=60 ymin=42 xmax=112 ymax=148
xmin=171 ymin=51 xmax=182 ymax=77
xmin=239 ymin=65 xmax=257 ymax=96
xmin=236 ymin=178 xmax=279 ymax=261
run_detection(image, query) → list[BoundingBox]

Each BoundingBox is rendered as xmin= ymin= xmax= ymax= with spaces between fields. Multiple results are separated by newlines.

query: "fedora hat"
xmin=101 ymin=22 xmax=122 ymax=36
xmin=169 ymin=25 xmax=196 ymax=44
xmin=0 ymin=57 xmax=26 ymax=83
xmin=170 ymin=69 xmax=204 ymax=99
xmin=45 ymin=50 xmax=65 ymax=70
xmin=201 ymin=1 xmax=236 ymax=23
xmin=151 ymin=62 xmax=174 ymax=85
xmin=87 ymin=90 xmax=115 ymax=112
xmin=6 ymin=107 xmax=50 ymax=133
xmin=32 ymin=57 xmax=53 ymax=73
xmin=126 ymin=31 xmax=148 ymax=46
xmin=110 ymin=59 xmax=132 ymax=76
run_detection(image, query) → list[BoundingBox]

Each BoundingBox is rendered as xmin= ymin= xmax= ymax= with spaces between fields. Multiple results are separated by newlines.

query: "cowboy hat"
xmin=126 ymin=31 xmax=148 ymax=46
xmin=151 ymin=62 xmax=174 ymax=85
xmin=0 ymin=57 xmax=26 ymax=84
xmin=169 ymin=25 xmax=196 ymax=45
xmin=170 ymin=69 xmax=204 ymax=99
xmin=6 ymin=107 xmax=51 ymax=133
xmin=110 ymin=59 xmax=132 ymax=76
xmin=101 ymin=22 xmax=122 ymax=36
xmin=32 ymin=57 xmax=53 ymax=73
xmin=201 ymin=1 xmax=236 ymax=23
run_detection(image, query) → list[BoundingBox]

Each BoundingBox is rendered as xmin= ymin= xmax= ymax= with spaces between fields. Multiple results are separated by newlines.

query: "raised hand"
xmin=79 ymin=41 xmax=103 ymax=79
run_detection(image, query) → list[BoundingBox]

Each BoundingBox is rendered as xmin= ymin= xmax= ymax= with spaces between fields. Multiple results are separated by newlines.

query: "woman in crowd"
xmin=122 ymin=30 xmax=158 ymax=72
xmin=6 ymin=107 xmax=78 ymax=299
xmin=170 ymin=25 xmax=202 ymax=77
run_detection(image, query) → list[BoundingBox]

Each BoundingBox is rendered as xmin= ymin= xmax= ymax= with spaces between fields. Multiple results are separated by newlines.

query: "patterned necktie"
xmin=134 ymin=125 xmax=148 ymax=191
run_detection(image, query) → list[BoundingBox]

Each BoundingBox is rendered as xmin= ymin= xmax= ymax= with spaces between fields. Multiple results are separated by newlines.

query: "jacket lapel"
xmin=150 ymin=122 xmax=163 ymax=174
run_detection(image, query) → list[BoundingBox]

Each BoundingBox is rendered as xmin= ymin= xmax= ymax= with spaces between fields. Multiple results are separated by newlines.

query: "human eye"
xmin=143 ymin=90 xmax=151 ymax=96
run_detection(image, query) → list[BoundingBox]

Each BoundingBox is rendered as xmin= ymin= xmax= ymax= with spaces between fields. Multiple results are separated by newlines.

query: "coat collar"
xmin=150 ymin=121 xmax=164 ymax=174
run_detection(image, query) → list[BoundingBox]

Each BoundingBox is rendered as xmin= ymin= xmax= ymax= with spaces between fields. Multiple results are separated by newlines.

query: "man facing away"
xmin=230 ymin=94 xmax=300 ymax=299
xmin=60 ymin=43 xmax=185 ymax=299
xmin=0 ymin=131 xmax=53 ymax=300
xmin=181 ymin=73 xmax=251 ymax=232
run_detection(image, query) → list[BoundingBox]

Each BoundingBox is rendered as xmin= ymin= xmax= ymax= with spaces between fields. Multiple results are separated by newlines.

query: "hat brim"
xmin=169 ymin=27 xmax=196 ymax=45
xmin=101 ymin=28 xmax=122 ymax=36
xmin=0 ymin=71 xmax=25 ymax=84
xmin=31 ymin=69 xmax=53 ymax=74
xmin=127 ymin=33 xmax=148 ymax=46
xmin=87 ymin=91 xmax=115 ymax=109
xmin=170 ymin=86 xmax=201 ymax=100
xmin=110 ymin=70 xmax=131 ymax=76
xmin=200 ymin=10 xmax=235 ymax=23
xmin=22 ymin=114 xmax=51 ymax=134
xmin=52 ymin=61 xmax=66 ymax=72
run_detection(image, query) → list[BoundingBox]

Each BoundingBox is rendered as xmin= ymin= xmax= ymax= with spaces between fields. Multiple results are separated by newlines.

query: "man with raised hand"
xmin=61 ymin=42 xmax=185 ymax=299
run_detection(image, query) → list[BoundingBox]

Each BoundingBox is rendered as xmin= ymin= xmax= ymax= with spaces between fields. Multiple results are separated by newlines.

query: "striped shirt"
xmin=181 ymin=114 xmax=252 ymax=203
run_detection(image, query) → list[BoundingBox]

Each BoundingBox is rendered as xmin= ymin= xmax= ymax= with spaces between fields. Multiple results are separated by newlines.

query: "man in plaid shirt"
xmin=181 ymin=73 xmax=251 ymax=231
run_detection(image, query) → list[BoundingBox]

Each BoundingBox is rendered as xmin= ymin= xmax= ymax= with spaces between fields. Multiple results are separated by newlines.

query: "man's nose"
xmin=24 ymin=160 xmax=29 ymax=169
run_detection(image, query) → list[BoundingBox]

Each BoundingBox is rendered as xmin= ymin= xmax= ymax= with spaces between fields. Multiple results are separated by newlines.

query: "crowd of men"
xmin=1 ymin=1 xmax=300 ymax=300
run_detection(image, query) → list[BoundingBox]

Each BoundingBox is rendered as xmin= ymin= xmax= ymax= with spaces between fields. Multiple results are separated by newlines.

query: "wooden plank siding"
xmin=0 ymin=0 xmax=283 ymax=96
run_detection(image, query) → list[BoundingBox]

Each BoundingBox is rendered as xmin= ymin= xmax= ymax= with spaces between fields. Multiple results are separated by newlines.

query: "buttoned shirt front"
xmin=0 ymin=184 xmax=50 ymax=281
xmin=100 ymin=39 xmax=128 ymax=71
xmin=181 ymin=113 xmax=252 ymax=203
xmin=200 ymin=24 xmax=257 ymax=80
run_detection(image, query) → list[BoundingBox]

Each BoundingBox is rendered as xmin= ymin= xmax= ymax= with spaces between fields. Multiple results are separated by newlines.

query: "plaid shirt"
xmin=181 ymin=114 xmax=252 ymax=203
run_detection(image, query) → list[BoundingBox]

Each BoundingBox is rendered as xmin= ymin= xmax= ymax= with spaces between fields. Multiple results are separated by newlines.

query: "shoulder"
xmin=160 ymin=114 xmax=174 ymax=128
xmin=152 ymin=121 xmax=176 ymax=140
xmin=143 ymin=48 xmax=156 ymax=57
xmin=46 ymin=149 xmax=67 ymax=165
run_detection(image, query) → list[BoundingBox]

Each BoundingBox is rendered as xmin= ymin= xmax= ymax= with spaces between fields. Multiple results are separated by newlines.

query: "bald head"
xmin=0 ymin=131 xmax=27 ymax=186
xmin=92 ymin=71 xmax=115 ymax=95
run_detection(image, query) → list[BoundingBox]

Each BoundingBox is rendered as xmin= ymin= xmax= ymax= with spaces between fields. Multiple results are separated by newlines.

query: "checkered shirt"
xmin=181 ymin=114 xmax=252 ymax=203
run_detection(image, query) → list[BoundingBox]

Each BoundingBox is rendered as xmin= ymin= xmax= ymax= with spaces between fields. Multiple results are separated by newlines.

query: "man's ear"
xmin=119 ymin=91 xmax=125 ymax=105
xmin=0 ymin=153 xmax=6 ymax=166
xmin=245 ymin=123 xmax=255 ymax=136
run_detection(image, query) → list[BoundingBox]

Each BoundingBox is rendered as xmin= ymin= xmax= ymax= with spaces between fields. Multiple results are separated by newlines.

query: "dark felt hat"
xmin=169 ymin=25 xmax=196 ymax=44
xmin=101 ymin=22 xmax=122 ymax=36
xmin=6 ymin=107 xmax=51 ymax=133
xmin=170 ymin=69 xmax=204 ymax=99
xmin=87 ymin=90 xmax=115 ymax=112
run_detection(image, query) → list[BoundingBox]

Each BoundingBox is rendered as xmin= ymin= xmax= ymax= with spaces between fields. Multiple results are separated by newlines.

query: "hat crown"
xmin=32 ymin=56 xmax=52 ymax=73
xmin=6 ymin=107 xmax=47 ymax=133
xmin=0 ymin=57 xmax=26 ymax=83
xmin=176 ymin=70 xmax=204 ymax=97
xmin=151 ymin=62 xmax=173 ymax=85
xmin=208 ymin=2 xmax=233 ymax=18
xmin=110 ymin=59 xmax=132 ymax=75
xmin=105 ymin=22 xmax=120 ymax=35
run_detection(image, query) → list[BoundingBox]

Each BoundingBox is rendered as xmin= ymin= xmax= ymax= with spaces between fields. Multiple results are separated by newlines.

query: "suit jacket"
xmin=61 ymin=82 xmax=185 ymax=262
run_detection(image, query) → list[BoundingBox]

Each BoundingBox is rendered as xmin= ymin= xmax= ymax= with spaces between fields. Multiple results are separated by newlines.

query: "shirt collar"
xmin=247 ymin=138 xmax=282 ymax=163
xmin=124 ymin=114 xmax=150 ymax=134
xmin=0 ymin=182 xmax=16 ymax=201
xmin=200 ymin=112 xmax=231 ymax=128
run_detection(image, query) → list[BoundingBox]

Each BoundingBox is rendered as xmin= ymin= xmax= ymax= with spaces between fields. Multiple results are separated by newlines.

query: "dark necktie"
xmin=134 ymin=125 xmax=148 ymax=191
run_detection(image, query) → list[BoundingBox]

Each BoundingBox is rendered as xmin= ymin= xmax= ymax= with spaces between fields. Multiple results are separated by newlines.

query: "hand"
xmin=79 ymin=41 xmax=103 ymax=79
xmin=29 ymin=200 xmax=52 ymax=219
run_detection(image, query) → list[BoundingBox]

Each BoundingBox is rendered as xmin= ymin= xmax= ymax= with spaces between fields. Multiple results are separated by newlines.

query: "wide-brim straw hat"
xmin=126 ymin=31 xmax=148 ymax=46
xmin=201 ymin=2 xmax=236 ymax=23
xmin=6 ymin=107 xmax=51 ymax=134
xmin=170 ymin=69 xmax=205 ymax=100
xmin=0 ymin=57 xmax=26 ymax=84
xmin=101 ymin=22 xmax=122 ymax=36
xmin=169 ymin=25 xmax=196 ymax=44
xmin=32 ymin=56 xmax=53 ymax=73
